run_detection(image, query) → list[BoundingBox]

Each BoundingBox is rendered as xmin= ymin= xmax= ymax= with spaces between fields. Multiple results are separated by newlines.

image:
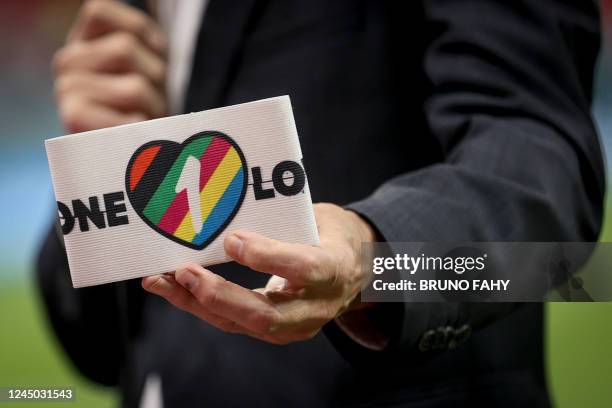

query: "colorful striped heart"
xmin=126 ymin=131 xmax=248 ymax=249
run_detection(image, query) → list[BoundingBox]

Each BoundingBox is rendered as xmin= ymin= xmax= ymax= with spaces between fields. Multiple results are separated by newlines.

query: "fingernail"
xmin=225 ymin=234 xmax=244 ymax=258
xmin=142 ymin=276 xmax=159 ymax=291
xmin=142 ymin=275 xmax=168 ymax=294
xmin=176 ymin=269 xmax=198 ymax=291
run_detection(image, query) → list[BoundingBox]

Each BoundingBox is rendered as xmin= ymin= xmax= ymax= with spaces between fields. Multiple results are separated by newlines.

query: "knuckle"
xmin=54 ymin=75 xmax=74 ymax=98
xmin=164 ymin=288 xmax=183 ymax=306
xmin=55 ymin=73 xmax=89 ymax=99
xmin=112 ymin=33 xmax=137 ymax=59
xmin=304 ymin=253 xmax=320 ymax=271
xmin=120 ymin=32 xmax=138 ymax=50
xmin=299 ymin=253 xmax=321 ymax=281
xmin=252 ymin=308 xmax=278 ymax=334
xmin=52 ymin=47 xmax=71 ymax=73
xmin=123 ymin=74 xmax=147 ymax=103
xmin=59 ymin=98 xmax=85 ymax=133
xmin=82 ymin=0 xmax=103 ymax=19
xmin=195 ymin=277 xmax=225 ymax=307
xmin=197 ymin=287 xmax=219 ymax=308
xmin=81 ymin=0 xmax=108 ymax=27
xmin=131 ymin=14 xmax=150 ymax=38
xmin=243 ymin=242 xmax=264 ymax=264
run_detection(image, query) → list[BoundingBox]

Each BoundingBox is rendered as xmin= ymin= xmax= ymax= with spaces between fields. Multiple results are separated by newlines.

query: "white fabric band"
xmin=45 ymin=96 xmax=319 ymax=288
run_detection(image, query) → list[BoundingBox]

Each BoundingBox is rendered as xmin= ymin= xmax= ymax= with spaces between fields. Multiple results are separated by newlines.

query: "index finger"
xmin=68 ymin=0 xmax=166 ymax=55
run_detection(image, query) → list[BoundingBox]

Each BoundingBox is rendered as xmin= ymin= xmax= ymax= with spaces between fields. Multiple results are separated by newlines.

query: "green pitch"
xmin=0 ymin=277 xmax=116 ymax=408
xmin=0 ymin=270 xmax=610 ymax=408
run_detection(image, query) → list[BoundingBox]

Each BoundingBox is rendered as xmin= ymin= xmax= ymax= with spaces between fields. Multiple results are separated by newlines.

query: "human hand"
xmin=142 ymin=203 xmax=376 ymax=344
xmin=53 ymin=0 xmax=167 ymax=133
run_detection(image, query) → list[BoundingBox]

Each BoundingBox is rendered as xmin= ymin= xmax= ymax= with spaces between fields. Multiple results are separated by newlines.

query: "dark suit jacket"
xmin=37 ymin=1 xmax=604 ymax=407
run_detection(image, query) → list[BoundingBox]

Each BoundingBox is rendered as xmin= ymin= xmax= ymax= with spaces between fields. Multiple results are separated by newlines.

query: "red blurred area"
xmin=0 ymin=0 xmax=79 ymax=73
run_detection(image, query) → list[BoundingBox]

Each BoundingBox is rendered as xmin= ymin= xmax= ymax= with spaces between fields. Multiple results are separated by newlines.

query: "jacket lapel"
xmin=184 ymin=0 xmax=261 ymax=112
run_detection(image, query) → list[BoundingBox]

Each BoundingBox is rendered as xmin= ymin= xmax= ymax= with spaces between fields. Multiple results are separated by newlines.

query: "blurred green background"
xmin=0 ymin=1 xmax=611 ymax=407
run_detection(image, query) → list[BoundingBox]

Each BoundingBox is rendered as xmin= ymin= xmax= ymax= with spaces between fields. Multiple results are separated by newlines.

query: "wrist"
xmin=343 ymin=209 xmax=378 ymax=312
xmin=346 ymin=209 xmax=377 ymax=244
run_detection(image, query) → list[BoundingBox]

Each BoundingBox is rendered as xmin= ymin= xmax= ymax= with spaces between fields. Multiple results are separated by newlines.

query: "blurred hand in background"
xmin=52 ymin=0 xmax=167 ymax=133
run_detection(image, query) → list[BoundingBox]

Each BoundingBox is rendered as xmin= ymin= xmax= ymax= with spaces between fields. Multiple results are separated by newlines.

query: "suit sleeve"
xmin=325 ymin=0 xmax=604 ymax=363
xmin=36 ymin=222 xmax=131 ymax=386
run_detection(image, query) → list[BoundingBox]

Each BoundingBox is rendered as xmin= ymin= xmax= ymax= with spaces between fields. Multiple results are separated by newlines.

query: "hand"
xmin=142 ymin=203 xmax=376 ymax=344
xmin=53 ymin=0 xmax=167 ymax=133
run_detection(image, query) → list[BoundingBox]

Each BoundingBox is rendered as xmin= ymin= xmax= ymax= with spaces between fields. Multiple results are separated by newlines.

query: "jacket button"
xmin=418 ymin=330 xmax=436 ymax=351
xmin=449 ymin=324 xmax=472 ymax=349
xmin=431 ymin=326 xmax=452 ymax=350
xmin=441 ymin=326 xmax=455 ymax=348
xmin=430 ymin=328 xmax=444 ymax=350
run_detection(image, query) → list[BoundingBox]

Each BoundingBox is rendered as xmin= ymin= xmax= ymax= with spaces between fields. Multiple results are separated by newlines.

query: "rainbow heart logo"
xmin=125 ymin=131 xmax=248 ymax=249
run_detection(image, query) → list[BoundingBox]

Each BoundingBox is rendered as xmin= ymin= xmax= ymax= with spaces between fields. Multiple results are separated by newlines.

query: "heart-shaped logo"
xmin=125 ymin=131 xmax=248 ymax=250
